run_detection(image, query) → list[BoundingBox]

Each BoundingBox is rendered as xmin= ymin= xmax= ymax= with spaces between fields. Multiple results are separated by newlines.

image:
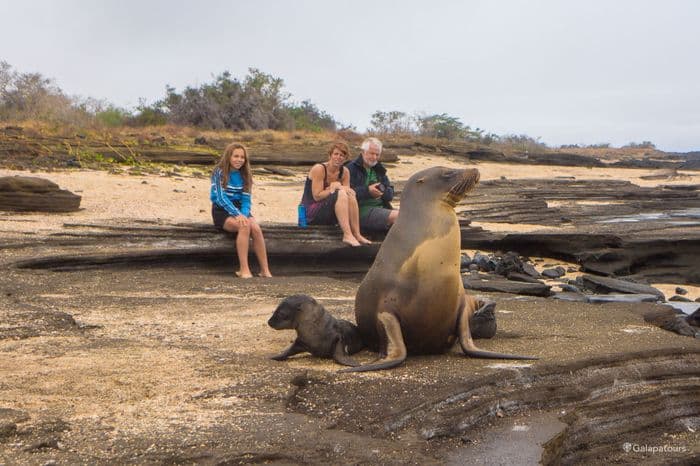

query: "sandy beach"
xmin=2 ymin=154 xmax=698 ymax=233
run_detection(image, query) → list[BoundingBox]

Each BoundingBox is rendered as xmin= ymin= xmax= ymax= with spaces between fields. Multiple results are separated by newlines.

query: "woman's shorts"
xmin=307 ymin=191 xmax=339 ymax=225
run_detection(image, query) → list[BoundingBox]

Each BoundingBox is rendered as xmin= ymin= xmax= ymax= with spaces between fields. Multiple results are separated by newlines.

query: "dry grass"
xmin=1 ymin=119 xmax=676 ymax=161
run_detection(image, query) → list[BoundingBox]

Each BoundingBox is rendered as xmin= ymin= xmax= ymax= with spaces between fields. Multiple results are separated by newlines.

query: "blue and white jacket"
xmin=210 ymin=168 xmax=251 ymax=217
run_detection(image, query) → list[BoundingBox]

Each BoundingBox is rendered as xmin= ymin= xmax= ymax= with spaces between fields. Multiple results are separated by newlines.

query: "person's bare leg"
xmin=348 ymin=196 xmax=371 ymax=244
xmin=223 ymin=217 xmax=252 ymax=278
xmin=388 ymin=209 xmax=399 ymax=226
xmin=249 ymin=219 xmax=273 ymax=277
xmin=335 ymin=192 xmax=360 ymax=246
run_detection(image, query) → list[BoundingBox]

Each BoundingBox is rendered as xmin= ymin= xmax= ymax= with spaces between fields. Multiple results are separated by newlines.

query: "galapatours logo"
xmin=622 ymin=443 xmax=688 ymax=454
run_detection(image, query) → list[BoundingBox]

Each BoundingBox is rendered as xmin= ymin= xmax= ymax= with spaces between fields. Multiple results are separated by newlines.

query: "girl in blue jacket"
xmin=211 ymin=143 xmax=272 ymax=278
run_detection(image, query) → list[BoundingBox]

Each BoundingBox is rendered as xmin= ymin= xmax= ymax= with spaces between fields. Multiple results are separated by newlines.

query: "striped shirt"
xmin=210 ymin=168 xmax=251 ymax=217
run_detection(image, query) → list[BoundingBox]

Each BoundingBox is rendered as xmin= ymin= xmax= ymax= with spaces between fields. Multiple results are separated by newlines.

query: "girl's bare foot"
xmin=235 ymin=270 xmax=253 ymax=279
xmin=258 ymin=271 xmax=273 ymax=278
xmin=342 ymin=235 xmax=361 ymax=247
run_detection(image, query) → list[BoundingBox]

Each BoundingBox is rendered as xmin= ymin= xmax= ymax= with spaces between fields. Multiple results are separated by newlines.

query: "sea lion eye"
xmin=416 ymin=177 xmax=425 ymax=183
xmin=441 ymin=170 xmax=455 ymax=179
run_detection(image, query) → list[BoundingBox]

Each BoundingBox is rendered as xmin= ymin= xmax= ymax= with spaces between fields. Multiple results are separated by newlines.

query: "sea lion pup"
xmin=345 ymin=167 xmax=537 ymax=372
xmin=268 ymin=294 xmax=364 ymax=366
xmin=470 ymin=297 xmax=497 ymax=339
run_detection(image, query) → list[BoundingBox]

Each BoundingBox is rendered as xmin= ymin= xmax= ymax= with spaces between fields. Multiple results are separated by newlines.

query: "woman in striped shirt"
xmin=210 ymin=143 xmax=272 ymax=278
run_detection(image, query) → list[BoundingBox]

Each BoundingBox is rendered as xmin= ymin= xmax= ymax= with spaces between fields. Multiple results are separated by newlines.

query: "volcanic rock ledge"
xmin=0 ymin=176 xmax=81 ymax=212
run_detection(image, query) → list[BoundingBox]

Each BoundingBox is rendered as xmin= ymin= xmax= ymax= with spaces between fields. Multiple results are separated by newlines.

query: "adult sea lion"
xmin=268 ymin=294 xmax=363 ymax=366
xmin=346 ymin=166 xmax=537 ymax=372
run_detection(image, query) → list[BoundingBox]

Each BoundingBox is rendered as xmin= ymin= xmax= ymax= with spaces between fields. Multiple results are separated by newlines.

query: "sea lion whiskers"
xmin=445 ymin=169 xmax=480 ymax=206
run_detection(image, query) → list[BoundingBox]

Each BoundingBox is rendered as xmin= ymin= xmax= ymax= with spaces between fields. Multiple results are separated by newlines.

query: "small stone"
xmin=541 ymin=267 xmax=566 ymax=279
xmin=559 ymin=283 xmax=582 ymax=293
xmin=522 ymin=262 xmax=541 ymax=278
xmin=669 ymin=295 xmax=692 ymax=302
xmin=676 ymin=287 xmax=688 ymax=295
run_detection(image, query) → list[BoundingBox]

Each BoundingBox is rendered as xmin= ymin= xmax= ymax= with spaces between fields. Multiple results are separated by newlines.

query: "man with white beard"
xmin=346 ymin=137 xmax=399 ymax=232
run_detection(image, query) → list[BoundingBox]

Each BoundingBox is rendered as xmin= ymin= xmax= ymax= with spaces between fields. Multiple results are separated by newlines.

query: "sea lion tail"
xmin=462 ymin=347 xmax=539 ymax=360
xmin=338 ymin=358 xmax=404 ymax=372
xmin=459 ymin=294 xmax=538 ymax=360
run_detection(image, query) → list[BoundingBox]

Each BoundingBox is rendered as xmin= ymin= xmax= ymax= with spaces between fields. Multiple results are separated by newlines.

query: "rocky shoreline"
xmin=1 ymin=145 xmax=699 ymax=464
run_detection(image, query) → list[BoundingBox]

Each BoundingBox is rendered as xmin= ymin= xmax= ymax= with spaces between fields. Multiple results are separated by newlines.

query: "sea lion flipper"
xmin=270 ymin=340 xmax=306 ymax=361
xmin=340 ymin=312 xmax=406 ymax=372
xmin=458 ymin=294 xmax=538 ymax=361
xmin=332 ymin=340 xmax=360 ymax=367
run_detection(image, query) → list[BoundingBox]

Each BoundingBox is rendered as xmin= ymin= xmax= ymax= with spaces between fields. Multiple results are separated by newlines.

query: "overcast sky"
xmin=2 ymin=0 xmax=699 ymax=151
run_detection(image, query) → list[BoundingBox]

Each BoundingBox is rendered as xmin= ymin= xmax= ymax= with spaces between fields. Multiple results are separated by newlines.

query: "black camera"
xmin=376 ymin=183 xmax=386 ymax=193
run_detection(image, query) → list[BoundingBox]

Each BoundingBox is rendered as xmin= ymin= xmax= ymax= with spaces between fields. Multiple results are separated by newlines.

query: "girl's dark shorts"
xmin=212 ymin=203 xmax=241 ymax=230
xmin=307 ymin=191 xmax=339 ymax=225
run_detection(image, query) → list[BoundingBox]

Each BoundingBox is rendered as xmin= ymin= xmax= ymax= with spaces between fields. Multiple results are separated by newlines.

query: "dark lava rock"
xmin=669 ymin=295 xmax=692 ymax=302
xmin=559 ymin=283 xmax=583 ymax=293
xmin=460 ymin=253 xmax=471 ymax=270
xmin=463 ymin=276 xmax=551 ymax=297
xmin=0 ymin=176 xmax=81 ymax=212
xmin=257 ymin=166 xmax=296 ymax=177
xmin=687 ymin=309 xmax=700 ymax=327
xmin=664 ymin=302 xmax=700 ymax=316
xmin=194 ymin=136 xmax=208 ymax=145
xmin=522 ymin=262 xmax=541 ymax=278
xmin=551 ymin=292 xmax=588 ymax=302
xmin=472 ymin=252 xmax=495 ymax=272
xmin=506 ymin=272 xmax=544 ymax=284
xmin=644 ymin=307 xmax=698 ymax=337
xmin=676 ymin=286 xmax=688 ymax=295
xmin=541 ymin=266 xmax=566 ymax=279
xmin=586 ymin=294 xmax=660 ymax=304
xmin=580 ymin=275 xmax=665 ymax=300
xmin=493 ymin=251 xmax=524 ymax=276
xmin=679 ymin=159 xmax=700 ymax=170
